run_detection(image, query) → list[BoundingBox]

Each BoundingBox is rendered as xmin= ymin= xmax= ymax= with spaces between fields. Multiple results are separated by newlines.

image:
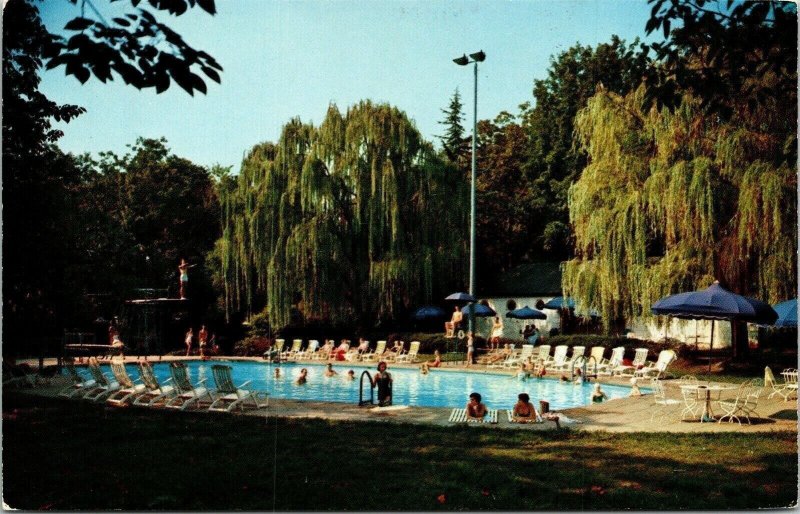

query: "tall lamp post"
xmin=453 ymin=50 xmax=485 ymax=339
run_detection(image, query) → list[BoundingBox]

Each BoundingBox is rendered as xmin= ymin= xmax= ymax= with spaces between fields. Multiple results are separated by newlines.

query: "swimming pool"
xmin=120 ymin=360 xmax=641 ymax=411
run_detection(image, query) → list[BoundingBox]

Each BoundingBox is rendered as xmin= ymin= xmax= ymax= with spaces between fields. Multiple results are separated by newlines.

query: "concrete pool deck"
xmin=15 ymin=355 xmax=798 ymax=434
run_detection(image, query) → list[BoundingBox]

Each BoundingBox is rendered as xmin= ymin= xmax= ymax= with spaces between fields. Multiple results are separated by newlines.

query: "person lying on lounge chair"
xmin=512 ymin=393 xmax=536 ymax=423
xmin=466 ymin=392 xmax=487 ymax=420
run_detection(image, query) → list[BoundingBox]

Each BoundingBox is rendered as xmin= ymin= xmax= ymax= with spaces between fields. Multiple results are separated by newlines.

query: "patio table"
xmin=679 ymin=384 xmax=737 ymax=423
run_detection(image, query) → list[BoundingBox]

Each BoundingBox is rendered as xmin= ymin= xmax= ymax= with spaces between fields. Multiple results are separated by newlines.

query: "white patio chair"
xmin=635 ymin=350 xmax=677 ymax=379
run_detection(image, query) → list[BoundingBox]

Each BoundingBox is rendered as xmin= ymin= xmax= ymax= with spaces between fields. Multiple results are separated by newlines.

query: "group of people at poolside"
xmin=184 ymin=326 xmax=217 ymax=358
xmin=466 ymin=391 xmax=561 ymax=428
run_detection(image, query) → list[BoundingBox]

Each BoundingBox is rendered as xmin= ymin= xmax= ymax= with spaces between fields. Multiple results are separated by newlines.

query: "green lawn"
xmin=3 ymin=393 xmax=797 ymax=510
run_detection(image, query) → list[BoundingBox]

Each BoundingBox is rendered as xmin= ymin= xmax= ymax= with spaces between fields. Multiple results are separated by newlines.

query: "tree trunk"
xmin=731 ymin=320 xmax=749 ymax=360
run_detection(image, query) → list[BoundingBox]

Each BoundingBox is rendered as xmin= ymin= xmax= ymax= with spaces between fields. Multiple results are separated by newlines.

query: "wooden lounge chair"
xmin=635 ymin=350 xmax=677 ymax=379
xmin=106 ymin=357 xmax=147 ymax=406
xmin=58 ymin=360 xmax=97 ymax=398
xmin=165 ymin=362 xmax=213 ymax=410
xmin=82 ymin=357 xmax=121 ymax=401
xmin=396 ymin=341 xmax=421 ymax=363
xmin=133 ymin=362 xmax=176 ymax=407
xmin=448 ymin=408 xmax=498 ymax=423
xmin=208 ymin=364 xmax=269 ymax=413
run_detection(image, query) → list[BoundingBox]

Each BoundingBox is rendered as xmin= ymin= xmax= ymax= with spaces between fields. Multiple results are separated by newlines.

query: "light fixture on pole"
xmin=453 ymin=49 xmax=485 ymax=342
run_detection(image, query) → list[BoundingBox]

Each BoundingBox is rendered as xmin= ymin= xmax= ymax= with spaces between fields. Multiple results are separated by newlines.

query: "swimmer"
xmin=274 ymin=367 xmax=281 ymax=379
xmin=296 ymin=368 xmax=308 ymax=385
xmin=420 ymin=363 xmax=429 ymax=374
xmin=325 ymin=363 xmax=337 ymax=377
xmin=345 ymin=369 xmax=355 ymax=381
xmin=592 ymin=382 xmax=608 ymax=403
xmin=629 ymin=377 xmax=641 ymax=396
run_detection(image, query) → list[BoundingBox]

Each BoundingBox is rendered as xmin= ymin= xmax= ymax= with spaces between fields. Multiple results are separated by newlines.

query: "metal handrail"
xmin=359 ymin=370 xmax=374 ymax=406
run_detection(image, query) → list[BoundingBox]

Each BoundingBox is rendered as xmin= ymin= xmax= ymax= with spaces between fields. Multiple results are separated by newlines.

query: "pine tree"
xmin=438 ymin=89 xmax=467 ymax=163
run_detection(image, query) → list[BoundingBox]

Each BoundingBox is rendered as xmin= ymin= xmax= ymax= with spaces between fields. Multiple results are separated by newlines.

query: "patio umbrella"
xmin=506 ymin=306 xmax=547 ymax=320
xmin=542 ymin=296 xmax=576 ymax=310
xmin=773 ymin=299 xmax=797 ymax=328
xmin=651 ymin=281 xmax=778 ymax=372
xmin=412 ymin=305 xmax=448 ymax=321
xmin=461 ymin=303 xmax=496 ymax=317
xmin=445 ymin=292 xmax=477 ymax=303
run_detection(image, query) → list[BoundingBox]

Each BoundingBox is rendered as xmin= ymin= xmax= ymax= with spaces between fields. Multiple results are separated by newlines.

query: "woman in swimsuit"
xmin=371 ymin=361 xmax=393 ymax=406
xmin=512 ymin=393 xmax=536 ymax=423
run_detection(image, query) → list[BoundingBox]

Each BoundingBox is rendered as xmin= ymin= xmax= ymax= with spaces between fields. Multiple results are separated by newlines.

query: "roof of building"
xmin=481 ymin=261 xmax=563 ymax=297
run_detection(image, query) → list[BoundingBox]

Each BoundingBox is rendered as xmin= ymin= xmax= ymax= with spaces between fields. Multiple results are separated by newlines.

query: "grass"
xmin=3 ymin=393 xmax=797 ymax=510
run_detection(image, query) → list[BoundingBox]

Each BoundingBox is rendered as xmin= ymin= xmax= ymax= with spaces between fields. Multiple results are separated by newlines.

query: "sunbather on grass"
xmin=466 ymin=392 xmax=487 ymax=420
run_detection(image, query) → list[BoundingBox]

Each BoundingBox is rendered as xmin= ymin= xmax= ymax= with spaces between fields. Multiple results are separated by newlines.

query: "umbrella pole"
xmin=708 ymin=320 xmax=714 ymax=374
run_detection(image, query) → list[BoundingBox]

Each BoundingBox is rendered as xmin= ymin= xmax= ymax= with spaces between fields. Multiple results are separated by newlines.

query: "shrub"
xmin=233 ymin=336 xmax=273 ymax=356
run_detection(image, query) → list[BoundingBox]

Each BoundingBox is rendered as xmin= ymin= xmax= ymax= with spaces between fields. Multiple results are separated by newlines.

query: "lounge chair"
xmin=58 ymin=360 xmax=96 ymax=397
xmin=384 ymin=342 xmax=405 ymax=363
xmin=164 ymin=362 xmax=214 ymax=410
xmin=133 ymin=362 xmax=176 ymax=407
xmin=585 ymin=346 xmax=605 ymax=368
xmin=396 ymin=341 xmax=421 ymax=363
xmin=545 ymin=345 xmax=569 ymax=371
xmin=208 ymin=364 xmax=269 ymax=413
xmin=635 ymin=350 xmax=677 ymax=379
xmin=281 ymin=339 xmax=302 ymax=361
xmin=615 ymin=348 xmax=649 ymax=376
xmin=765 ymin=367 xmax=798 ymax=402
xmin=502 ymin=344 xmax=535 ymax=369
xmin=597 ymin=346 xmax=624 ymax=375
xmin=296 ymin=340 xmax=319 ymax=360
xmin=448 ymin=408 xmax=498 ymax=423
xmin=364 ymin=340 xmax=387 ymax=362
xmin=106 ymin=357 xmax=148 ymax=406
xmin=717 ymin=379 xmax=763 ymax=425
xmin=506 ymin=408 xmax=544 ymax=423
xmin=264 ymin=339 xmax=284 ymax=360
xmin=533 ymin=344 xmax=551 ymax=365
xmin=82 ymin=357 xmax=121 ymax=401
xmin=550 ymin=346 xmax=585 ymax=373
xmin=58 ymin=360 xmax=97 ymax=398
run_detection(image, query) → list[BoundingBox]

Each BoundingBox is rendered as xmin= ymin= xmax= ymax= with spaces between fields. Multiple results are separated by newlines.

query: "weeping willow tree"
xmin=212 ymin=101 xmax=468 ymax=327
xmin=564 ymin=85 xmax=797 ymax=330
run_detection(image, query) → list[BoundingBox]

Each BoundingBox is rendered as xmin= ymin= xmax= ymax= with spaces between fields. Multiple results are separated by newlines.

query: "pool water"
xmin=116 ymin=360 xmax=641 ymax=411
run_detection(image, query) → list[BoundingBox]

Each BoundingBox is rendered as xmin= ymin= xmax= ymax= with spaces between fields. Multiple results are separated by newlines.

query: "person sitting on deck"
xmin=444 ymin=306 xmax=463 ymax=337
xmin=420 ymin=350 xmax=442 ymax=374
xmin=466 ymin=392 xmax=487 ymax=420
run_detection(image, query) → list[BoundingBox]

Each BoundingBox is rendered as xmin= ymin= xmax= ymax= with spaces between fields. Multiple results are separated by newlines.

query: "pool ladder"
xmin=358 ymin=371 xmax=374 ymax=406
xmin=571 ymin=357 xmax=598 ymax=382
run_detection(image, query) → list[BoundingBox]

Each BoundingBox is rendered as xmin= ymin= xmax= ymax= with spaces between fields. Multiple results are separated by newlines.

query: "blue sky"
xmin=38 ymin=0 xmax=655 ymax=170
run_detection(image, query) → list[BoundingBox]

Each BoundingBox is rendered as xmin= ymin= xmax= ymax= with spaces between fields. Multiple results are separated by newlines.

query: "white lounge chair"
xmin=82 ymin=357 xmax=121 ymax=401
xmin=384 ymin=342 xmax=405 ymax=363
xmin=502 ymin=345 xmax=535 ymax=369
xmin=615 ymin=348 xmax=649 ymax=376
xmin=208 ymin=364 xmax=269 ymax=413
xmin=396 ymin=341 xmax=421 ymax=363
xmin=165 ymin=362 xmax=213 ymax=410
xmin=133 ymin=362 xmax=176 ymax=407
xmin=106 ymin=357 xmax=147 ymax=406
xmin=635 ymin=350 xmax=677 ymax=379
xmin=296 ymin=340 xmax=319 ymax=360
xmin=598 ymin=346 xmax=625 ymax=375
xmin=506 ymin=408 xmax=544 ymax=423
xmin=533 ymin=344 xmax=551 ymax=364
xmin=765 ymin=367 xmax=798 ymax=402
xmin=585 ymin=346 xmax=606 ymax=370
xmin=281 ymin=339 xmax=302 ymax=361
xmin=545 ymin=345 xmax=569 ymax=371
xmin=552 ymin=346 xmax=585 ymax=372
xmin=362 ymin=341 xmax=387 ymax=362
xmin=448 ymin=408 xmax=498 ymax=423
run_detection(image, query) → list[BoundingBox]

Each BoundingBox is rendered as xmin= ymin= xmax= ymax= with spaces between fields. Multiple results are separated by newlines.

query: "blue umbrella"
xmin=506 ymin=306 xmax=547 ymax=320
xmin=461 ymin=303 xmax=496 ymax=317
xmin=446 ymin=292 xmax=477 ymax=303
xmin=412 ymin=305 xmax=448 ymax=321
xmin=652 ymin=281 xmax=778 ymax=372
xmin=773 ymin=299 xmax=797 ymax=328
xmin=542 ymin=296 xmax=576 ymax=310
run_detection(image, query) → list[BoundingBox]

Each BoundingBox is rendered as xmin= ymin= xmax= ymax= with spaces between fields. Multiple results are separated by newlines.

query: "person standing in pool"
xmin=371 ymin=361 xmax=392 ymax=406
xmin=296 ymin=368 xmax=308 ymax=385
